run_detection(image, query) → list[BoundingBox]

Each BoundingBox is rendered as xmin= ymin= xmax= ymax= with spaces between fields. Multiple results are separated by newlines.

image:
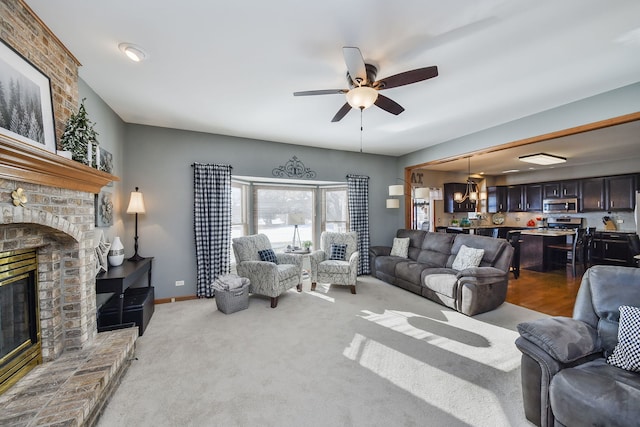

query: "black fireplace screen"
xmin=0 ymin=248 xmax=40 ymax=394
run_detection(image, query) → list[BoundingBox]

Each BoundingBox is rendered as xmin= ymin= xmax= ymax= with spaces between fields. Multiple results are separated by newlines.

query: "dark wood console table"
xmin=96 ymin=257 xmax=153 ymax=326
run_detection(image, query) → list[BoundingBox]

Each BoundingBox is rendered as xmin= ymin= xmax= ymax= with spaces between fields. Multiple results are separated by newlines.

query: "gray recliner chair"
xmin=515 ymin=265 xmax=640 ymax=427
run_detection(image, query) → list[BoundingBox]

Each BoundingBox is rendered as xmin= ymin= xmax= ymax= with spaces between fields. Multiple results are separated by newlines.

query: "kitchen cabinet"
xmin=525 ymin=184 xmax=543 ymax=211
xmin=592 ymin=232 xmax=634 ymax=266
xmin=543 ymin=180 xmax=579 ymax=198
xmin=581 ymin=177 xmax=606 ymax=211
xmin=487 ymin=186 xmax=507 ymax=213
xmin=507 ymin=185 xmax=525 ymax=212
xmin=580 ymin=174 xmax=636 ymax=211
xmin=607 ymin=175 xmax=636 ymax=210
xmin=444 ymin=183 xmax=476 ymax=213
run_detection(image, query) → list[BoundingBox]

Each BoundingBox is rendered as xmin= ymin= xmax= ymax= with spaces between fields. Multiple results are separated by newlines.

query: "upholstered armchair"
xmin=310 ymin=231 xmax=359 ymax=294
xmin=515 ymin=265 xmax=640 ymax=427
xmin=232 ymin=234 xmax=302 ymax=308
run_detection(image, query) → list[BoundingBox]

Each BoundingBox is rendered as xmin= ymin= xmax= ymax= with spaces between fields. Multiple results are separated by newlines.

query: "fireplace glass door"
xmin=0 ymin=249 xmax=40 ymax=394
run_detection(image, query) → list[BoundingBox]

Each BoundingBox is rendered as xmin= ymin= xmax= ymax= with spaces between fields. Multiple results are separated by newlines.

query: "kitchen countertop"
xmin=520 ymin=229 xmax=576 ymax=237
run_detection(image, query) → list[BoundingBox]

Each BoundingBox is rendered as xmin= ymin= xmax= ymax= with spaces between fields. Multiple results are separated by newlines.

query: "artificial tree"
xmin=60 ymin=99 xmax=99 ymax=166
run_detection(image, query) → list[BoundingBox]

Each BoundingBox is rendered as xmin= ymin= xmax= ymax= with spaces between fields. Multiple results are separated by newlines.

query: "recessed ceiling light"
xmin=118 ymin=43 xmax=148 ymax=62
xmin=519 ymin=153 xmax=566 ymax=165
xmin=502 ymin=169 xmax=520 ymax=173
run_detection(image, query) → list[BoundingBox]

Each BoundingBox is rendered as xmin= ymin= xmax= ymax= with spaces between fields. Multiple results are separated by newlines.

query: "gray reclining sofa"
xmin=369 ymin=229 xmax=514 ymax=316
xmin=516 ymin=265 xmax=640 ymax=426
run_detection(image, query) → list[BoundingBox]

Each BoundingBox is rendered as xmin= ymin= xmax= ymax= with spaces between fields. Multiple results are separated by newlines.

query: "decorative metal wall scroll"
xmin=272 ymin=156 xmax=317 ymax=179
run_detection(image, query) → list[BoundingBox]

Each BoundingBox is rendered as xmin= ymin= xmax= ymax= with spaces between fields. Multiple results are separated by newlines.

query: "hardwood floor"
xmin=506 ymin=265 xmax=585 ymax=317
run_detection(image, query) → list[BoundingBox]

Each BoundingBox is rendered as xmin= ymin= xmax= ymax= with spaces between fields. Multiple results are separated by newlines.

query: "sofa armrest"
xmin=276 ymin=253 xmax=303 ymax=268
xmin=456 ymin=266 xmax=505 ymax=279
xmin=517 ymin=317 xmax=601 ymax=363
xmin=369 ymin=246 xmax=391 ymax=257
xmin=309 ymin=250 xmax=327 ymax=282
xmin=236 ymin=260 xmax=279 ymax=281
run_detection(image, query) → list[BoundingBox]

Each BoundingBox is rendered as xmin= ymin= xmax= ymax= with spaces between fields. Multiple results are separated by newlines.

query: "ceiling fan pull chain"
xmin=360 ymin=107 xmax=364 ymax=153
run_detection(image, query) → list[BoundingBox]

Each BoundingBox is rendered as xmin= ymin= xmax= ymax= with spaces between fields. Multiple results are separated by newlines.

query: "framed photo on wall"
xmin=0 ymin=39 xmax=56 ymax=153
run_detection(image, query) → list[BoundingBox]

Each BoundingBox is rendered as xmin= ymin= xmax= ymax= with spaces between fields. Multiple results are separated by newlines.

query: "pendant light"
xmin=453 ymin=157 xmax=479 ymax=203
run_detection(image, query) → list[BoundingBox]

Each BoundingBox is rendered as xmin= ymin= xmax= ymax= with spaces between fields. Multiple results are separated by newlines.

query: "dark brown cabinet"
xmin=525 ymin=184 xmax=543 ymax=211
xmin=544 ymin=180 xmax=579 ymax=198
xmin=592 ymin=232 xmax=633 ymax=266
xmin=444 ymin=183 xmax=476 ymax=213
xmin=581 ymin=177 xmax=606 ymax=211
xmin=607 ymin=175 xmax=636 ymax=210
xmin=580 ymin=175 xmax=636 ymax=211
xmin=487 ymin=186 xmax=507 ymax=213
xmin=507 ymin=185 xmax=525 ymax=212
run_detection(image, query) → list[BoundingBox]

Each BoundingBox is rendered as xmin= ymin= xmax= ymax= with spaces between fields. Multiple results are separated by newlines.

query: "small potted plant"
xmin=302 ymin=241 xmax=312 ymax=252
xmin=60 ymin=98 xmax=99 ymax=167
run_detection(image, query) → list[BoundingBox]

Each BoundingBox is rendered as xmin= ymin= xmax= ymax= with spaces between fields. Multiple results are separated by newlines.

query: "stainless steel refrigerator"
xmin=635 ymin=191 xmax=640 ymax=236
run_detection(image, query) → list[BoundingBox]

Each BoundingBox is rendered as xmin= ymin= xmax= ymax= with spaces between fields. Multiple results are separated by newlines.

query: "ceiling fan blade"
xmin=294 ymin=89 xmax=347 ymax=96
xmin=374 ymin=66 xmax=438 ymax=90
xmin=374 ymin=94 xmax=405 ymax=115
xmin=331 ymin=102 xmax=352 ymax=122
xmin=343 ymin=46 xmax=368 ymax=85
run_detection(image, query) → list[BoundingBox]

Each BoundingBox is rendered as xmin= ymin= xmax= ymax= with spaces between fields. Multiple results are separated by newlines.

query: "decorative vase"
xmin=108 ymin=236 xmax=125 ymax=266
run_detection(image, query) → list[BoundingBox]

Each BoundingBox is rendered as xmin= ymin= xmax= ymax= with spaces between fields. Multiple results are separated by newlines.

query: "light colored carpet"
xmin=97 ymin=276 xmax=547 ymax=427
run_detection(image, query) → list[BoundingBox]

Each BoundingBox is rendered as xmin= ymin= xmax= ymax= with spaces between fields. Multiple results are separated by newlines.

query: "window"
xmin=254 ymin=185 xmax=315 ymax=251
xmin=231 ymin=181 xmax=248 ymax=240
xmin=230 ymin=176 xmax=348 ymax=252
xmin=322 ymin=187 xmax=349 ymax=233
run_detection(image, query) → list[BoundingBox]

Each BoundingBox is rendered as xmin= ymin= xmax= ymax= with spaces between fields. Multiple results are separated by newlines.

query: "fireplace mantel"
xmin=0 ymin=135 xmax=118 ymax=193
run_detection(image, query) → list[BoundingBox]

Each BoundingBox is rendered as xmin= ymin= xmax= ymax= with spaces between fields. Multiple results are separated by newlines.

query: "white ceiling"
xmin=25 ymin=0 xmax=640 ymax=160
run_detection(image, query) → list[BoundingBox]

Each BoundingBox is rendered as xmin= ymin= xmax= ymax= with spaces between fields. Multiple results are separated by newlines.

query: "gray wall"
xmin=78 ymin=79 xmax=127 ymax=241
xmin=121 ymin=124 xmax=400 ymax=298
xmin=399 ymin=82 xmax=640 ymax=170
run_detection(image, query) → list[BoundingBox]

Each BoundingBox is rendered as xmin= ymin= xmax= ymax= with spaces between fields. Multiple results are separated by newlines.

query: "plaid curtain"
xmin=193 ymin=163 xmax=232 ymax=297
xmin=347 ymin=174 xmax=370 ymax=275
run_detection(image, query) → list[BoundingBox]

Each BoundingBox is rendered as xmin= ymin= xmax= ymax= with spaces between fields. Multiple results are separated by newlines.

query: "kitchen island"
xmin=519 ymin=229 xmax=575 ymax=272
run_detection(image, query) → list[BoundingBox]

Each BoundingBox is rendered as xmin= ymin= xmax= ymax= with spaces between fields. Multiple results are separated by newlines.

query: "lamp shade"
xmin=345 ymin=86 xmax=378 ymax=109
xmin=126 ymin=190 xmax=146 ymax=214
xmin=287 ymin=213 xmax=305 ymax=225
xmin=386 ymin=199 xmax=400 ymax=209
xmin=388 ymin=185 xmax=404 ymax=196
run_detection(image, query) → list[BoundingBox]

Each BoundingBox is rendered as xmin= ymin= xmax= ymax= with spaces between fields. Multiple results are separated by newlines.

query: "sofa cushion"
xmin=452 ymin=245 xmax=485 ymax=270
xmin=607 ymin=305 xmax=640 ymax=372
xmin=550 ymin=358 xmax=640 ymax=427
xmin=424 ymin=273 xmax=458 ymax=298
xmin=449 ymin=234 xmax=506 ymax=268
xmin=395 ymin=261 xmax=429 ymax=287
xmin=390 ymin=237 xmax=410 ymax=258
xmin=416 ymin=232 xmax=455 ymax=267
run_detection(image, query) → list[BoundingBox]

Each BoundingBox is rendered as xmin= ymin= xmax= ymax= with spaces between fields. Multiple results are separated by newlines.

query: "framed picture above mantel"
xmin=0 ymin=39 xmax=56 ymax=154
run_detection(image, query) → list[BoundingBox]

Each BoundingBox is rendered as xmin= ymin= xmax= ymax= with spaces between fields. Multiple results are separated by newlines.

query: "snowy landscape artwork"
xmin=0 ymin=40 xmax=55 ymax=152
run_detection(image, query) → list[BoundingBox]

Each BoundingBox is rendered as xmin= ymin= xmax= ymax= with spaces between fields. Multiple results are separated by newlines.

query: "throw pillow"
xmin=258 ymin=248 xmax=278 ymax=264
xmin=390 ymin=237 xmax=410 ymax=258
xmin=329 ymin=243 xmax=347 ymax=261
xmin=606 ymin=305 xmax=640 ymax=372
xmin=452 ymin=245 xmax=485 ymax=270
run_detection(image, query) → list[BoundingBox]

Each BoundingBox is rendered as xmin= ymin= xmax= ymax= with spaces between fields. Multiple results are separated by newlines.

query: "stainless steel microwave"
xmin=542 ymin=198 xmax=579 ymax=214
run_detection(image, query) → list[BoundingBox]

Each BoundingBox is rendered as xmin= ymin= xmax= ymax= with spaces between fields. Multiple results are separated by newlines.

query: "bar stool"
xmin=547 ymin=228 xmax=586 ymax=277
xmin=507 ymin=230 xmax=522 ymax=279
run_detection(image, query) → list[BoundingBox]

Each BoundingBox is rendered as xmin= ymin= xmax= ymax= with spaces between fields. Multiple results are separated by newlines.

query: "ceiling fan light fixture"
xmin=119 ymin=43 xmax=148 ymax=62
xmin=519 ymin=153 xmax=566 ymax=165
xmin=345 ymin=86 xmax=378 ymax=109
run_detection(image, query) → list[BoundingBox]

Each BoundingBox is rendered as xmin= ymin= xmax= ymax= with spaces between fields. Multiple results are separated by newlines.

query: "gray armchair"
xmin=232 ymin=234 xmax=302 ymax=308
xmin=310 ymin=231 xmax=359 ymax=294
xmin=515 ymin=265 xmax=640 ymax=426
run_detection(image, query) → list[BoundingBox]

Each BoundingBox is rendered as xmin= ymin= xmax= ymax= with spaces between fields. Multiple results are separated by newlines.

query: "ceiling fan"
xmin=294 ymin=46 xmax=438 ymax=122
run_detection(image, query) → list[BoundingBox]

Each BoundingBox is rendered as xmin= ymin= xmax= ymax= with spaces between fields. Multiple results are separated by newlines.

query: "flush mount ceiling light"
xmin=519 ymin=153 xmax=566 ymax=165
xmin=118 ymin=43 xmax=148 ymax=62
